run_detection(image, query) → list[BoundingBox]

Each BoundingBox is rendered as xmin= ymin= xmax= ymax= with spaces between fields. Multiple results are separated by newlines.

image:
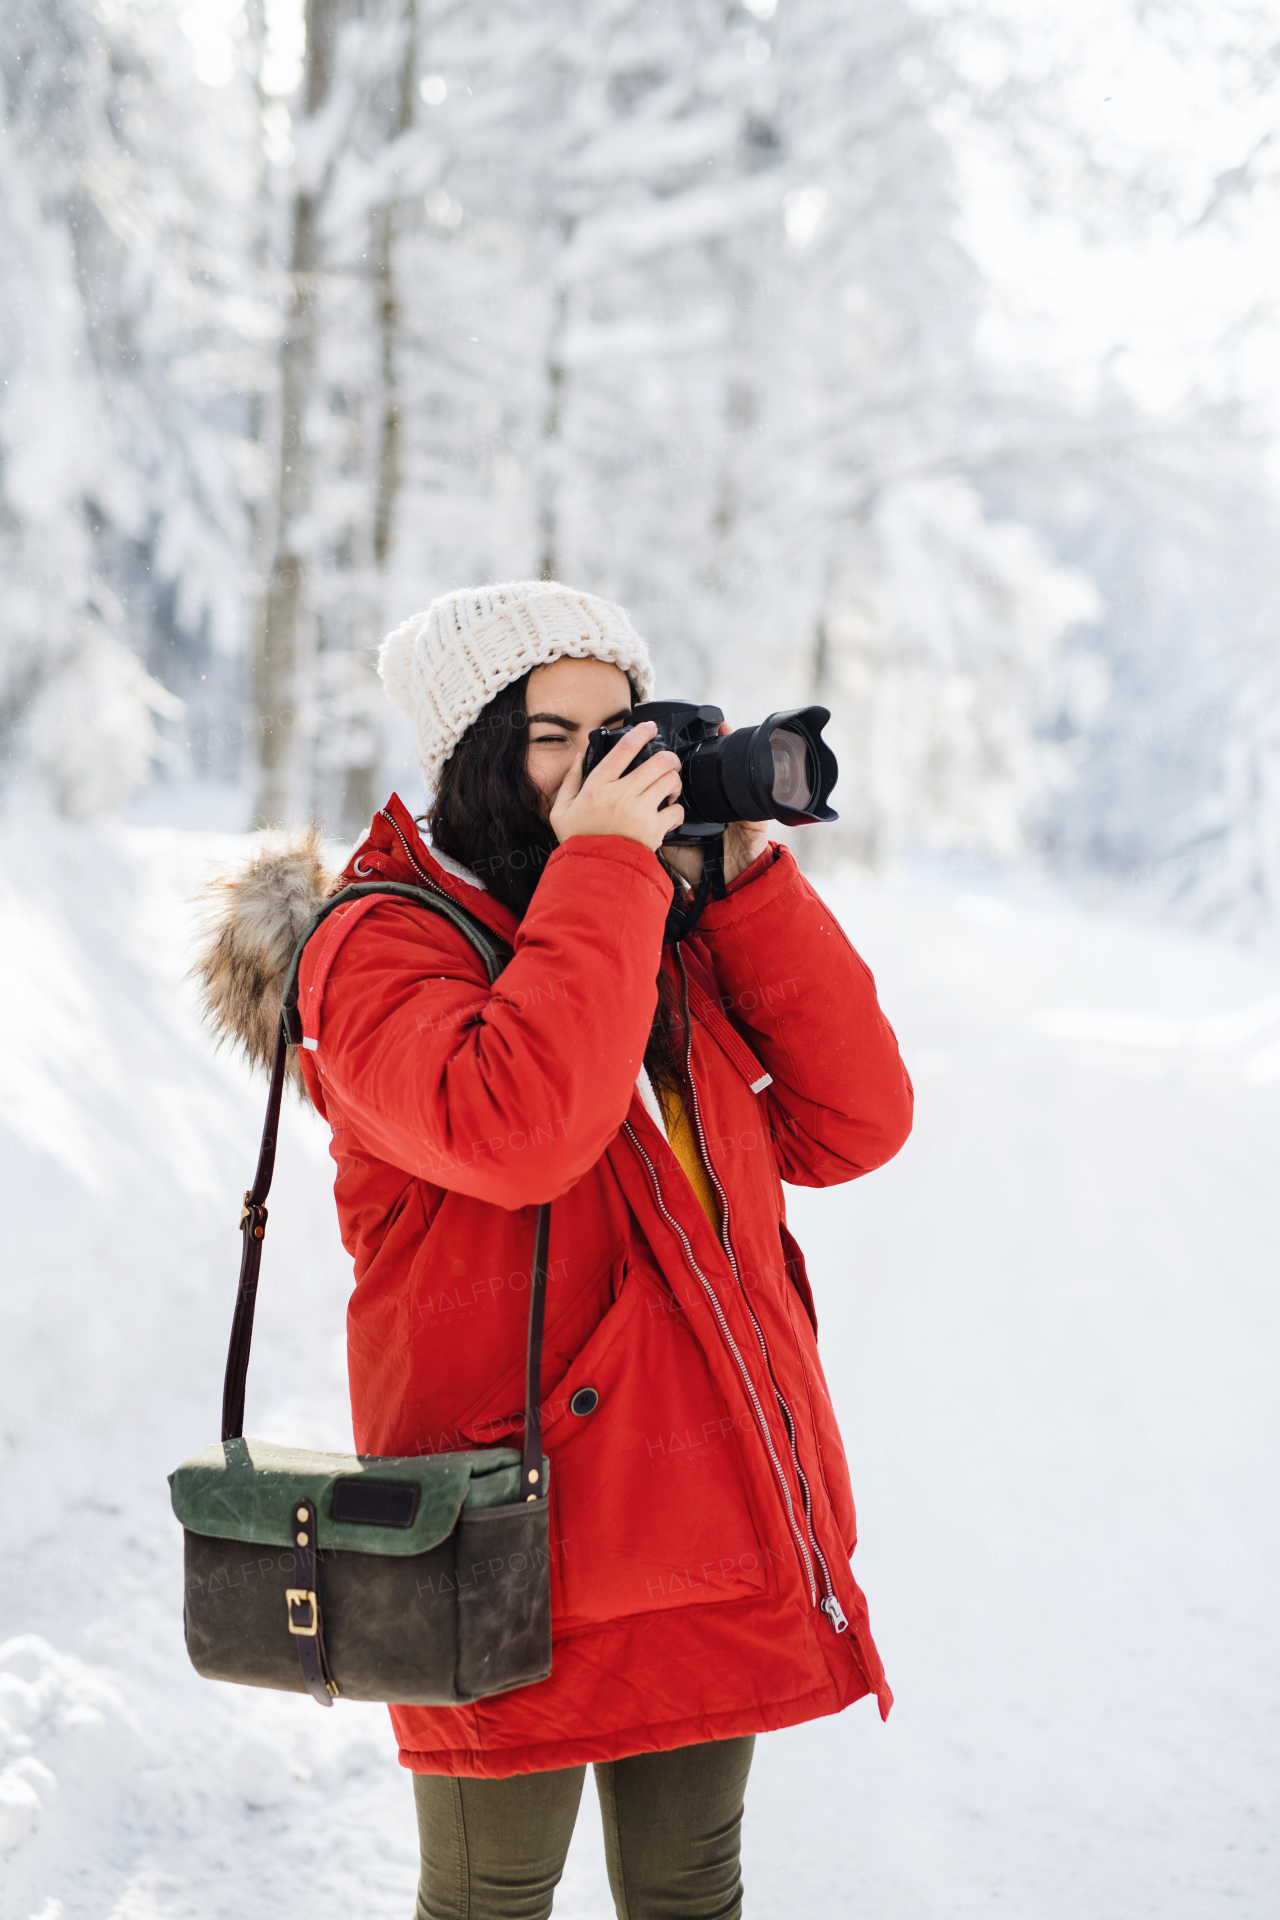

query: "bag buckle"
xmin=286 ymin=1588 xmax=318 ymax=1636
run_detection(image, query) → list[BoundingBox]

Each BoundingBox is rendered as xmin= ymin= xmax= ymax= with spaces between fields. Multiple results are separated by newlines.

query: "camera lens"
xmin=768 ymin=728 xmax=813 ymax=811
xmin=593 ymin=700 xmax=837 ymax=839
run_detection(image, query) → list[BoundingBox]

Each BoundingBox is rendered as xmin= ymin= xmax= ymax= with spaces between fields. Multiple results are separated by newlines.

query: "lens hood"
xmin=687 ymin=706 xmax=838 ymax=830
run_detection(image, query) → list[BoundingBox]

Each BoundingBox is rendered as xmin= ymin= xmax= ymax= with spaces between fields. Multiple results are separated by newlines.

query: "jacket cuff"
xmin=725 ymin=841 xmax=783 ymax=894
xmin=696 ymin=842 xmax=793 ymax=933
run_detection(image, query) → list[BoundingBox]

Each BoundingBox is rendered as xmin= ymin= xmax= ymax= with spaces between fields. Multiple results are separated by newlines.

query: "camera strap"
xmin=664 ymin=834 xmax=726 ymax=944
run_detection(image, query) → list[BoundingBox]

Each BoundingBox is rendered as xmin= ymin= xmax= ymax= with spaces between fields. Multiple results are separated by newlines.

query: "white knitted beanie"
xmin=378 ymin=580 xmax=656 ymax=793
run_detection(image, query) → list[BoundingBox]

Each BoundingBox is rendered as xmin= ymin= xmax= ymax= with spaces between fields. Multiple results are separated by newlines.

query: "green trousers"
xmin=412 ymin=1736 xmax=755 ymax=1920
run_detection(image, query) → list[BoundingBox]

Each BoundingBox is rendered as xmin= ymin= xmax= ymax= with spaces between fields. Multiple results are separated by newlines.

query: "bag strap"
xmin=220 ymin=882 xmax=551 ymax=1505
xmin=277 ymin=878 xmax=515 ymax=1043
xmin=521 ymin=1202 xmax=551 ymax=1500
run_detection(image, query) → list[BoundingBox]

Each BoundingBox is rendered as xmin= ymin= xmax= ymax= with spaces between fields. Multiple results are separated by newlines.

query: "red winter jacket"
xmin=295 ymin=794 xmax=912 ymax=1776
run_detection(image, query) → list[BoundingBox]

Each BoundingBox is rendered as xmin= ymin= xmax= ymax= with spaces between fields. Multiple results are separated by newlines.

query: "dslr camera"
xmin=582 ymin=702 xmax=838 ymax=847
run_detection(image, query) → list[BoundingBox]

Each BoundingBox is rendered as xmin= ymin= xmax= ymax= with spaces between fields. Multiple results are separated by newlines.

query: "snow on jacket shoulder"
xmin=209 ymin=794 xmax=913 ymax=1776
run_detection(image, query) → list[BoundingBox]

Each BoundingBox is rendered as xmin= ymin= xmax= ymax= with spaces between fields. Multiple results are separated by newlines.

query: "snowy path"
xmin=1 ymin=825 xmax=1276 ymax=1918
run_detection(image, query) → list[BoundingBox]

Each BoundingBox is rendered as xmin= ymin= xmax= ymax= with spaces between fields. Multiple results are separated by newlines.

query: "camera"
xmin=582 ymin=701 xmax=838 ymax=847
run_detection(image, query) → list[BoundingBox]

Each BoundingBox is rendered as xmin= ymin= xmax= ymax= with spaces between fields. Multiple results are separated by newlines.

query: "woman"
xmin=206 ymin=579 xmax=912 ymax=1919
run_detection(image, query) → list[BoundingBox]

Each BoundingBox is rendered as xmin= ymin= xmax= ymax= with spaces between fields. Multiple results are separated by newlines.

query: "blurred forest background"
xmin=4 ymin=11 xmax=1280 ymax=1907
xmin=3 ymin=0 xmax=1280 ymax=928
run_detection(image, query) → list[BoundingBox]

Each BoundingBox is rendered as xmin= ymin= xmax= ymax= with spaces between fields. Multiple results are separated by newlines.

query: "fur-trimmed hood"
xmin=192 ymin=825 xmax=339 ymax=1087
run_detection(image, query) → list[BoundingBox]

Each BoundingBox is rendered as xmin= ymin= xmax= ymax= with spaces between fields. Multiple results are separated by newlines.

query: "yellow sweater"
xmin=655 ymin=1081 xmax=722 ymax=1233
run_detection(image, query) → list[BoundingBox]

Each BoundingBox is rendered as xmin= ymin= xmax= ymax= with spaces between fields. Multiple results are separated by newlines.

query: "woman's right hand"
xmin=549 ymin=722 xmax=685 ymax=852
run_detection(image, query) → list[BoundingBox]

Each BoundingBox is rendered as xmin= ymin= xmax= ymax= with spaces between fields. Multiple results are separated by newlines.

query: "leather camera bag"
xmin=169 ymin=883 xmax=553 ymax=1708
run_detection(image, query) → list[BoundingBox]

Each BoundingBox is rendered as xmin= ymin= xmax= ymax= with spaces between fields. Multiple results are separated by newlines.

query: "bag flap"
xmin=168 ymin=1437 xmax=528 ymax=1556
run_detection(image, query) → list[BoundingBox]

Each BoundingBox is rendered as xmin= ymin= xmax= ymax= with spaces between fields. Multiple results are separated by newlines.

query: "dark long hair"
xmin=428 ymin=673 xmax=553 ymax=916
xmin=426 ymin=671 xmax=684 ymax=1094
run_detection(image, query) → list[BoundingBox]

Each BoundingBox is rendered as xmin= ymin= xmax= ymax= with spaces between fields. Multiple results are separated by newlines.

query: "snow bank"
xmin=0 ymin=820 xmax=1277 ymax=1917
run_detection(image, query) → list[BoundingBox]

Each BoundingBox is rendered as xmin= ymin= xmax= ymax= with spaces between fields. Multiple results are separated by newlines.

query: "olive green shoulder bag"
xmin=169 ymin=883 xmax=552 ymax=1709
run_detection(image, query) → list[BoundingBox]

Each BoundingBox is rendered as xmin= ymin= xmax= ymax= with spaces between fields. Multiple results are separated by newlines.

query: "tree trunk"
xmin=373 ymin=1 xmax=415 ymax=573
xmin=537 ymin=241 xmax=573 ymax=583
xmin=329 ymin=0 xmax=414 ymax=837
xmin=252 ymin=0 xmax=336 ymax=827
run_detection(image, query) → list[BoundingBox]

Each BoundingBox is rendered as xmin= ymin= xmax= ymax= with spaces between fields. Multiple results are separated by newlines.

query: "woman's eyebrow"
xmin=526 ymin=707 xmax=632 ymax=730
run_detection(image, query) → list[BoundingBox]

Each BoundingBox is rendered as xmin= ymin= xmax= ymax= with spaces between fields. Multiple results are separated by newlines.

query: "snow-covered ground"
xmin=1 ymin=818 xmax=1277 ymax=1918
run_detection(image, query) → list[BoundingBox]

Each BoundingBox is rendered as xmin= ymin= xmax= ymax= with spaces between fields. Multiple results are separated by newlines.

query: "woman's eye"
xmin=530 ymin=734 xmax=570 ymax=746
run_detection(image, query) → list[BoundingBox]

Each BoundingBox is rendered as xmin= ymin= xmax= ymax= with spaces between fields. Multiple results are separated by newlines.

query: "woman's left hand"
xmin=659 ymin=722 xmax=771 ymax=890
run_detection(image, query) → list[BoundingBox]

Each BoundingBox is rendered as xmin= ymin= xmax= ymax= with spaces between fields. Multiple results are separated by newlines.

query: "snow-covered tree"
xmin=921 ymin=0 xmax=1280 ymax=922
xmin=15 ymin=0 xmax=1274 ymax=938
xmin=253 ymin=0 xmax=424 ymax=830
xmin=1 ymin=0 xmax=265 ymax=815
xmin=366 ymin=0 xmax=1102 ymax=873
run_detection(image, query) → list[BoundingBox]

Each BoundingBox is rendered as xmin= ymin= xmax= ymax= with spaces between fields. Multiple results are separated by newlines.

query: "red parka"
xmin=295 ymin=794 xmax=912 ymax=1776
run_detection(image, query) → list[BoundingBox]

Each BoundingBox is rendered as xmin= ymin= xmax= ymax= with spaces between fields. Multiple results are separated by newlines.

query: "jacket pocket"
xmin=779 ymin=1221 xmax=818 ymax=1335
xmin=438 ymin=1236 xmax=628 ymax=1447
xmin=779 ymin=1225 xmax=858 ymax=1555
xmin=540 ymin=1264 xmax=771 ymax=1632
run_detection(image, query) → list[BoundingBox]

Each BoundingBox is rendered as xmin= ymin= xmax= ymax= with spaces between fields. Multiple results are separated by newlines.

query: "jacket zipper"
xmin=622 ymin=1118 xmax=819 ymax=1606
xmin=392 ymin=806 xmax=850 ymax=1632
xmin=378 ymin=809 xmax=455 ymax=899
xmin=672 ymin=948 xmax=849 ymax=1636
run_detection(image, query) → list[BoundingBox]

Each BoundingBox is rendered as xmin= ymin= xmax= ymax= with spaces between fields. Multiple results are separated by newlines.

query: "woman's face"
xmin=524 ymin=656 xmax=634 ymax=814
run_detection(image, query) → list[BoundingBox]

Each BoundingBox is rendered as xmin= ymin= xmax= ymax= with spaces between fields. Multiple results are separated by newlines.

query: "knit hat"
xmin=378 ymin=580 xmax=656 ymax=793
